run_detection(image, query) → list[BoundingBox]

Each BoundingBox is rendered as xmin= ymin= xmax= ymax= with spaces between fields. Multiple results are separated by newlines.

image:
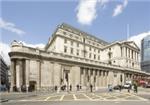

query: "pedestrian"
xmin=108 ymin=84 xmax=110 ymax=92
xmin=133 ymin=83 xmax=137 ymax=93
xmin=90 ymin=84 xmax=93 ymax=92
xmin=7 ymin=84 xmax=10 ymax=93
xmin=128 ymin=84 xmax=131 ymax=93
xmin=70 ymin=85 xmax=72 ymax=91
xmin=77 ymin=84 xmax=79 ymax=91
xmin=55 ymin=86 xmax=57 ymax=92
xmin=119 ymin=85 xmax=122 ymax=92
xmin=135 ymin=84 xmax=138 ymax=93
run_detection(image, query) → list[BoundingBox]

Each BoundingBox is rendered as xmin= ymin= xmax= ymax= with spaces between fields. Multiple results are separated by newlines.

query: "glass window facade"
xmin=141 ymin=35 xmax=150 ymax=72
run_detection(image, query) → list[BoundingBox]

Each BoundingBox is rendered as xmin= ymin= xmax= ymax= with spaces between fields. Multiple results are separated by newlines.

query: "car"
xmin=123 ymin=83 xmax=131 ymax=89
xmin=145 ymin=84 xmax=150 ymax=88
xmin=113 ymin=85 xmax=123 ymax=90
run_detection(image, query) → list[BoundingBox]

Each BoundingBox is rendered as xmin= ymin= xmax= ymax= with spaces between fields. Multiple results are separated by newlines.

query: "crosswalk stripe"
xmin=60 ymin=95 xmax=65 ymax=101
xmin=73 ymin=94 xmax=77 ymax=100
xmin=82 ymin=93 xmax=93 ymax=100
xmin=44 ymin=96 xmax=51 ymax=101
xmin=94 ymin=94 xmax=106 ymax=100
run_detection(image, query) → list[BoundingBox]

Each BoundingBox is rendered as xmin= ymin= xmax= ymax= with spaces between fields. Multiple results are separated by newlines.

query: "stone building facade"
xmin=9 ymin=23 xmax=150 ymax=92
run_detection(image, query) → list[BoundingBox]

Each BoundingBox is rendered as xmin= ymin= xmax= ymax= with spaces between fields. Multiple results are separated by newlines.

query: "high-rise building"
xmin=0 ymin=55 xmax=9 ymax=91
xmin=141 ymin=35 xmax=150 ymax=73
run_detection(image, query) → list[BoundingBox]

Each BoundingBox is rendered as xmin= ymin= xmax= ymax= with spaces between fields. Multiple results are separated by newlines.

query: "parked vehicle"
xmin=144 ymin=84 xmax=150 ymax=88
xmin=123 ymin=83 xmax=131 ymax=89
xmin=113 ymin=85 xmax=123 ymax=90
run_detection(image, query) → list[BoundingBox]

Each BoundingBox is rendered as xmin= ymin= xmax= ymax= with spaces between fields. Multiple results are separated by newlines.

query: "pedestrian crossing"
xmin=19 ymin=92 xmax=148 ymax=102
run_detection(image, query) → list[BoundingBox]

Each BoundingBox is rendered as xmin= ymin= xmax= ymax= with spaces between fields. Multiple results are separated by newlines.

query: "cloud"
xmin=76 ymin=0 xmax=109 ymax=25
xmin=76 ymin=0 xmax=98 ymax=25
xmin=128 ymin=31 xmax=150 ymax=49
xmin=0 ymin=18 xmax=25 ymax=36
xmin=0 ymin=41 xmax=45 ymax=65
xmin=112 ymin=0 xmax=128 ymax=17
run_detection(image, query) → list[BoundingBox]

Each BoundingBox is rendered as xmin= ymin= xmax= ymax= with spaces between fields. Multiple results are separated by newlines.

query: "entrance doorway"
xmin=29 ymin=81 xmax=36 ymax=92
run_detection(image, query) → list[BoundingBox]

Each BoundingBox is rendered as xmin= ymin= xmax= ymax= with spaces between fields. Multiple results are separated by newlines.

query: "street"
xmin=1 ymin=88 xmax=150 ymax=105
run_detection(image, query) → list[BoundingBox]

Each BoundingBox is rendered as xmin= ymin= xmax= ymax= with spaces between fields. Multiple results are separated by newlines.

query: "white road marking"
xmin=60 ymin=95 xmax=65 ymax=101
xmin=82 ymin=93 xmax=93 ymax=101
xmin=44 ymin=96 xmax=51 ymax=101
xmin=73 ymin=94 xmax=77 ymax=100
xmin=94 ymin=94 xmax=106 ymax=100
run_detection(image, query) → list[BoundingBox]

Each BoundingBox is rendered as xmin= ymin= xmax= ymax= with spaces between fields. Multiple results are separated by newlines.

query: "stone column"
xmin=25 ymin=59 xmax=30 ymax=92
xmin=10 ymin=60 xmax=15 ymax=91
xmin=88 ymin=69 xmax=91 ymax=84
xmin=93 ymin=70 xmax=96 ymax=88
xmin=108 ymin=71 xmax=114 ymax=85
xmin=53 ymin=63 xmax=61 ymax=87
xmin=90 ymin=69 xmax=94 ymax=86
xmin=106 ymin=71 xmax=109 ymax=86
xmin=99 ymin=70 xmax=102 ymax=87
xmin=81 ymin=68 xmax=84 ymax=88
xmin=36 ymin=60 xmax=41 ymax=91
xmin=71 ymin=66 xmax=80 ymax=91
xmin=126 ymin=48 xmax=128 ymax=58
xmin=95 ymin=70 xmax=99 ymax=90
xmin=16 ymin=60 xmax=22 ymax=91
xmin=101 ymin=71 xmax=104 ymax=87
xmin=123 ymin=47 xmax=126 ymax=57
xmin=104 ymin=71 xmax=107 ymax=87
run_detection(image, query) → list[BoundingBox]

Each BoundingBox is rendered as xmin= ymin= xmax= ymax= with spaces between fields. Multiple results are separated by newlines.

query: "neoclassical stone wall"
xmin=9 ymin=42 xmax=150 ymax=92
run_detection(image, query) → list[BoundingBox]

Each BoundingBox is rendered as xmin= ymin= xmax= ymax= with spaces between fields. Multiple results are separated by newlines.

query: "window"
xmin=70 ymin=34 xmax=73 ymax=38
xmin=64 ymin=46 xmax=67 ymax=53
xmin=91 ymin=70 xmax=93 ymax=75
xmin=114 ymin=72 xmax=117 ymax=77
xmin=77 ymin=43 xmax=79 ymax=47
xmin=64 ymin=39 xmax=67 ymax=44
xmin=99 ymin=71 xmax=101 ymax=76
xmin=108 ymin=61 xmax=112 ymax=65
xmin=77 ymin=49 xmax=79 ymax=55
xmin=121 ymin=47 xmax=122 ymax=57
xmin=132 ymin=50 xmax=133 ymax=59
xmin=71 ymin=48 xmax=73 ymax=54
xmin=103 ymin=72 xmax=105 ymax=76
xmin=98 ymin=50 xmax=100 ymax=53
xmin=81 ymin=69 xmax=83 ymax=75
xmin=94 ymin=54 xmax=96 ymax=59
xmin=132 ymin=62 xmax=134 ymax=67
xmin=89 ymin=47 xmax=91 ymax=51
xmin=89 ymin=53 xmax=91 ymax=58
xmin=63 ymin=31 xmax=66 ymax=35
xmin=98 ymin=55 xmax=100 ymax=60
xmin=71 ymin=41 xmax=73 ymax=46
xmin=95 ymin=70 xmax=97 ymax=75
xmin=75 ymin=36 xmax=79 ymax=40
xmin=94 ymin=49 xmax=96 ymax=52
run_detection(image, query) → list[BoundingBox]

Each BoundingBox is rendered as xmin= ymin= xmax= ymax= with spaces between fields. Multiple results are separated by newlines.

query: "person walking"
xmin=90 ymin=84 xmax=93 ymax=92
xmin=135 ymin=84 xmax=138 ymax=93
xmin=70 ymin=85 xmax=72 ymax=91
xmin=77 ymin=84 xmax=79 ymax=91
xmin=133 ymin=82 xmax=138 ymax=93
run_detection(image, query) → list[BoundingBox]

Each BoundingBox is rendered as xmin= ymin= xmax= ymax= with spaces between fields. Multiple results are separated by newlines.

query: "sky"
xmin=0 ymin=0 xmax=150 ymax=65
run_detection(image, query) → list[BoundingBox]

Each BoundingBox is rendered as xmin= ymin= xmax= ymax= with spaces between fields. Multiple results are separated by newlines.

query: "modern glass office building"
xmin=141 ymin=35 xmax=150 ymax=73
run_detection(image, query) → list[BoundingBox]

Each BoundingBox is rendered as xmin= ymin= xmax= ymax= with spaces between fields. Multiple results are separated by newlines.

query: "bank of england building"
xmin=9 ymin=23 xmax=150 ymax=92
